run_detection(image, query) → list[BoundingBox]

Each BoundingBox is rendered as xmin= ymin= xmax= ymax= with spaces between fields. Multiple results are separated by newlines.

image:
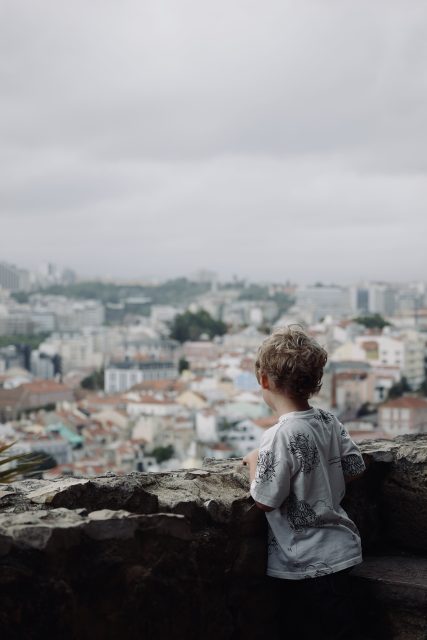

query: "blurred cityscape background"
xmin=0 ymin=262 xmax=426 ymax=478
xmin=1 ymin=1 xmax=426 ymax=478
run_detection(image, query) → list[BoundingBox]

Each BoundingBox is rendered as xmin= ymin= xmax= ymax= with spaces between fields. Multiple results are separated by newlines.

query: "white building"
xmin=296 ymin=286 xmax=352 ymax=323
xmin=0 ymin=262 xmax=30 ymax=292
xmin=356 ymin=332 xmax=425 ymax=390
xmin=220 ymin=419 xmax=264 ymax=456
xmin=366 ymin=283 xmax=396 ymax=316
xmin=30 ymin=350 xmax=56 ymax=379
xmin=379 ymin=397 xmax=427 ymax=436
xmin=195 ymin=410 xmax=218 ymax=443
xmin=39 ymin=333 xmax=103 ymax=373
xmin=105 ymin=360 xmax=178 ymax=394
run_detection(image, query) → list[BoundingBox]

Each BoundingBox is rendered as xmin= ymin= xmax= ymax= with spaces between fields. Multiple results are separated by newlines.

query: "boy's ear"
xmin=260 ymin=373 xmax=270 ymax=390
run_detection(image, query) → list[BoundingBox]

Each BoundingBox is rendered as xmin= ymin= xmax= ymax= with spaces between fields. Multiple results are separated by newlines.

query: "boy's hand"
xmin=242 ymin=449 xmax=275 ymax=512
xmin=242 ymin=448 xmax=259 ymax=483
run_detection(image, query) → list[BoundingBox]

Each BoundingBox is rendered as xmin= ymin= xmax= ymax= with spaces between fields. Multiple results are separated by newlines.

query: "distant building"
xmin=296 ymin=285 xmax=351 ymax=323
xmin=0 ymin=309 xmax=34 ymax=336
xmin=30 ymin=350 xmax=59 ymax=379
xmin=329 ymin=362 xmax=374 ymax=412
xmin=349 ymin=286 xmax=369 ymax=314
xmin=379 ymin=396 xmax=427 ymax=436
xmin=195 ymin=409 xmax=218 ymax=443
xmin=356 ymin=332 xmax=425 ymax=390
xmin=220 ymin=418 xmax=264 ymax=456
xmin=367 ymin=283 xmax=397 ymax=316
xmin=0 ymin=262 xmax=30 ymax=292
xmin=221 ymin=327 xmax=265 ymax=350
xmin=22 ymin=380 xmax=74 ymax=409
xmin=105 ymin=359 xmax=178 ymax=393
xmin=10 ymin=436 xmax=72 ymax=465
xmin=182 ymin=341 xmax=220 ymax=370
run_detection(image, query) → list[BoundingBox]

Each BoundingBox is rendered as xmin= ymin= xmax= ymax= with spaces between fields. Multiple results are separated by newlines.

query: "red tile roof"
xmin=23 ymin=380 xmax=71 ymax=393
xmin=381 ymin=397 xmax=427 ymax=409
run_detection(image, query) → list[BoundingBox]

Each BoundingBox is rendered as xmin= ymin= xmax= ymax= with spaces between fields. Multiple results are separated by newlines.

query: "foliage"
xmin=10 ymin=291 xmax=30 ymax=303
xmin=238 ymin=284 xmax=270 ymax=301
xmin=81 ymin=368 xmax=105 ymax=390
xmin=353 ymin=314 xmax=391 ymax=329
xmin=151 ymin=445 xmax=174 ymax=463
xmin=178 ymin=357 xmax=190 ymax=374
xmin=17 ymin=403 xmax=56 ymax=419
xmin=238 ymin=286 xmax=294 ymax=318
xmin=0 ymin=333 xmax=50 ymax=350
xmin=217 ymin=418 xmax=238 ymax=432
xmin=36 ymin=278 xmax=211 ymax=307
xmin=356 ymin=402 xmax=376 ymax=417
xmin=387 ymin=377 xmax=411 ymax=400
xmin=272 ymin=292 xmax=295 ymax=316
xmin=0 ymin=442 xmax=45 ymax=483
xmin=170 ymin=310 xmax=227 ymax=342
xmin=417 ymin=378 xmax=427 ymax=397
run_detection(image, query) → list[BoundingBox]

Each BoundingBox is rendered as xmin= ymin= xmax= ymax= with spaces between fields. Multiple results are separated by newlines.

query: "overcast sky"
xmin=1 ymin=0 xmax=426 ymax=284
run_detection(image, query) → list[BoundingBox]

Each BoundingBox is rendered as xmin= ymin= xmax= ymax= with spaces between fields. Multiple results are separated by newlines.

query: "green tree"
xmin=36 ymin=278 xmax=211 ymax=307
xmin=0 ymin=333 xmax=50 ymax=349
xmin=387 ymin=377 xmax=411 ymax=400
xmin=81 ymin=368 xmax=105 ymax=390
xmin=353 ymin=314 xmax=391 ymax=329
xmin=170 ymin=310 xmax=227 ymax=342
xmin=151 ymin=445 xmax=174 ymax=463
xmin=238 ymin=284 xmax=270 ymax=301
xmin=417 ymin=378 xmax=427 ymax=397
xmin=178 ymin=357 xmax=190 ymax=374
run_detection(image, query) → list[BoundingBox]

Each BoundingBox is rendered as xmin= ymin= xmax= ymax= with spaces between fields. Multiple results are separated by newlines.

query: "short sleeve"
xmin=250 ymin=430 xmax=292 ymax=509
xmin=338 ymin=424 xmax=366 ymax=478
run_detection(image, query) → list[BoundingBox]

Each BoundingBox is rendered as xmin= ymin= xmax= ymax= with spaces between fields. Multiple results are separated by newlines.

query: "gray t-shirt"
xmin=250 ymin=407 xmax=365 ymax=580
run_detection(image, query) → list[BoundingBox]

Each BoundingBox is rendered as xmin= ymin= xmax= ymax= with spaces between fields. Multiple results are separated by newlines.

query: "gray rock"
xmin=0 ymin=436 xmax=424 ymax=639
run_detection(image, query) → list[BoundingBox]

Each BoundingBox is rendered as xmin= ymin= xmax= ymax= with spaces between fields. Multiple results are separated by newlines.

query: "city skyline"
xmin=2 ymin=1 xmax=427 ymax=283
xmin=1 ymin=258 xmax=427 ymax=289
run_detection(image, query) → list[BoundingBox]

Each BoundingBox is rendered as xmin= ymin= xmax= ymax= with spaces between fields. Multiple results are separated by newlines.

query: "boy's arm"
xmin=243 ymin=448 xmax=275 ymax=512
xmin=343 ymin=454 xmax=367 ymax=483
xmin=339 ymin=424 xmax=366 ymax=482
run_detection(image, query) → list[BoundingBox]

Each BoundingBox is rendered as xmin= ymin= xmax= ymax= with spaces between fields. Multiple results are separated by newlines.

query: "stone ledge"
xmin=352 ymin=556 xmax=427 ymax=640
xmin=0 ymin=435 xmax=425 ymax=639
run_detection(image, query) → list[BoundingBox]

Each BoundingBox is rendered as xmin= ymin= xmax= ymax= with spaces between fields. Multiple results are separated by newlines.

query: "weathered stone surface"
xmin=0 ymin=436 xmax=425 ymax=639
xmin=352 ymin=556 xmax=427 ymax=640
xmin=358 ymin=436 xmax=427 ymax=554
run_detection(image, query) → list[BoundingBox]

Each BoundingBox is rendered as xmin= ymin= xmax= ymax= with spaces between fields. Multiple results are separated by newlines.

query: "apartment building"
xmin=105 ymin=359 xmax=178 ymax=393
xmin=379 ymin=397 xmax=427 ymax=436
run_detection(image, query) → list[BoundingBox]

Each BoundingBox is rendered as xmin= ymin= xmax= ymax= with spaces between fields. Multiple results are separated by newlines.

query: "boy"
xmin=243 ymin=326 xmax=366 ymax=640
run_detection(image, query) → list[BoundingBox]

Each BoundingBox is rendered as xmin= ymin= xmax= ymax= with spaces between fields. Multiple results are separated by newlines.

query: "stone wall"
xmin=0 ymin=435 xmax=426 ymax=640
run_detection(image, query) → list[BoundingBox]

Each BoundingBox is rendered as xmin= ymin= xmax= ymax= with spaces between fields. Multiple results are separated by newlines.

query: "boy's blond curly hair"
xmin=255 ymin=326 xmax=328 ymax=400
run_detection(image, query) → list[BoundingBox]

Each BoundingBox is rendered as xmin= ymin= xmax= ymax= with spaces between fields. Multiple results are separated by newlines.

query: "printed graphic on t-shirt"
xmin=288 ymin=433 xmax=320 ymax=473
xmin=317 ymin=408 xmax=335 ymax=424
xmin=255 ymin=449 xmax=279 ymax=483
xmin=267 ymin=526 xmax=280 ymax=555
xmin=285 ymin=492 xmax=317 ymax=531
xmin=342 ymin=453 xmax=365 ymax=477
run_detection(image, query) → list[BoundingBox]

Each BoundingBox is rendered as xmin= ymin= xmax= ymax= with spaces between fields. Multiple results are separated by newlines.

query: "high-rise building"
xmin=296 ymin=285 xmax=351 ymax=322
xmin=367 ymin=283 xmax=397 ymax=316
xmin=0 ymin=262 xmax=30 ymax=292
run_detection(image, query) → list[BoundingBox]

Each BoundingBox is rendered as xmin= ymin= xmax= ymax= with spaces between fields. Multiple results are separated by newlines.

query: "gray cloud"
xmin=1 ymin=0 xmax=426 ymax=282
